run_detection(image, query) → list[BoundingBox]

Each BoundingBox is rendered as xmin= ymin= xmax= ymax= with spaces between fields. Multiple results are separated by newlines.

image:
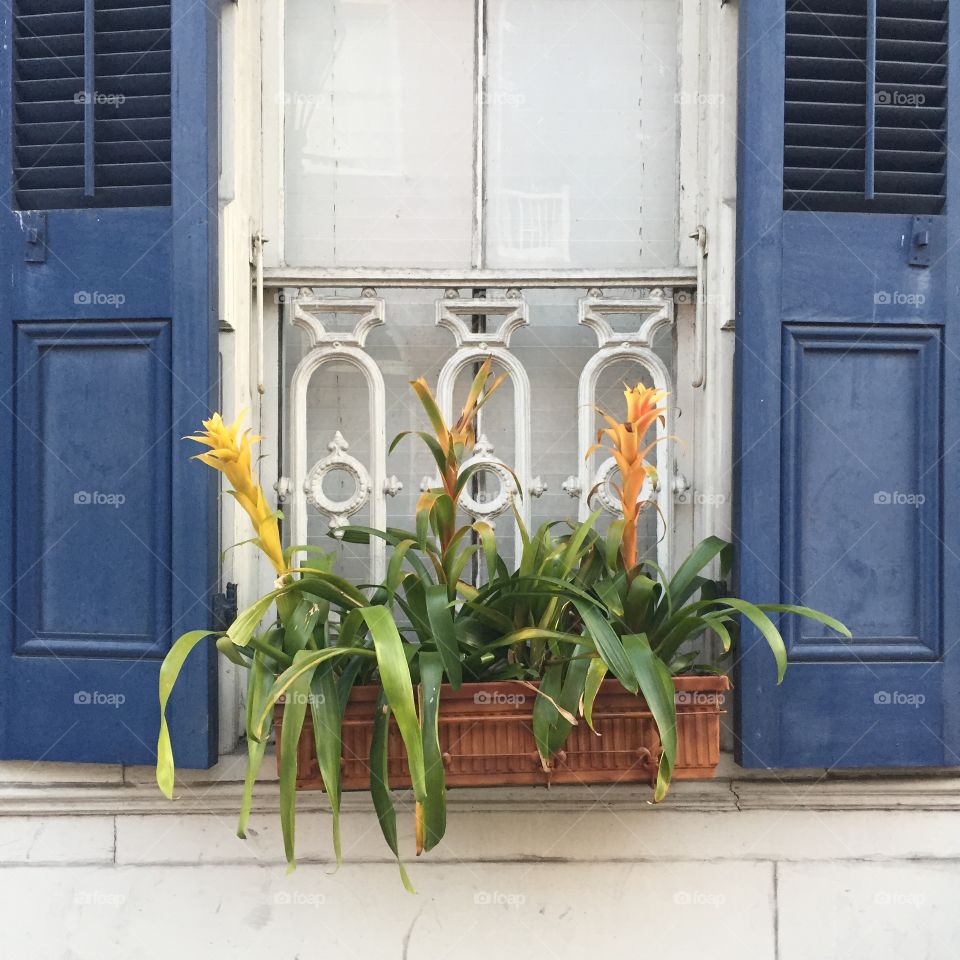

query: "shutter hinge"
xmin=212 ymin=582 xmax=239 ymax=631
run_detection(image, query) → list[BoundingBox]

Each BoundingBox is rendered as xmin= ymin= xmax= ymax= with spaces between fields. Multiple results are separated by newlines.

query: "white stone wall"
xmin=2 ymin=759 xmax=959 ymax=958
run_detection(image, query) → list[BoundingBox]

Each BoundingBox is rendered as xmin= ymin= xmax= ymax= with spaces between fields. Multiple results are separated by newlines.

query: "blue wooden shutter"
xmin=0 ymin=0 xmax=219 ymax=766
xmin=736 ymin=0 xmax=960 ymax=767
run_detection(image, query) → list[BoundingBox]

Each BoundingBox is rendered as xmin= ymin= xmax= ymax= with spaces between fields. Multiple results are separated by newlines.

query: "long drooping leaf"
xmin=238 ymin=643 xmax=277 ymax=838
xmin=156 ymin=630 xmax=216 ymax=799
xmin=278 ymin=661 xmax=313 ymax=872
xmin=755 ymin=603 xmax=851 ymax=639
xmin=548 ymin=644 xmax=592 ymax=754
xmin=532 ymin=663 xmax=563 ymax=768
xmin=424 ymin=583 xmax=462 ymax=689
xmin=572 ymin=598 xmax=637 ymax=692
xmin=582 ymin=656 xmax=608 ymax=732
xmin=358 ymin=606 xmax=428 ymax=801
xmin=622 ymin=633 xmax=677 ymax=802
xmin=370 ymin=691 xmax=416 ymax=893
xmin=715 ymin=598 xmax=789 ymax=683
xmin=309 ymin=662 xmax=343 ymax=867
xmin=416 ymin=652 xmax=446 ymax=854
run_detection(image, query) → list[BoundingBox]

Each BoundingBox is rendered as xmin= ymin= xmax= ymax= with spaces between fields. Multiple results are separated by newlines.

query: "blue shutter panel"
xmin=736 ymin=0 xmax=960 ymax=767
xmin=0 ymin=0 xmax=218 ymax=766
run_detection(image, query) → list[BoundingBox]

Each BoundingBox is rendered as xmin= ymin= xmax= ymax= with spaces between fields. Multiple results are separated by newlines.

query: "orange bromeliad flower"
xmin=587 ymin=384 xmax=668 ymax=575
xmin=406 ymin=357 xmax=505 ymax=549
xmin=186 ymin=411 xmax=286 ymax=576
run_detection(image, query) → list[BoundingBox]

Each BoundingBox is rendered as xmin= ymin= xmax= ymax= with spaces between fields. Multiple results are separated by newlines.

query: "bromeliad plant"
xmin=156 ymin=377 xmax=850 ymax=890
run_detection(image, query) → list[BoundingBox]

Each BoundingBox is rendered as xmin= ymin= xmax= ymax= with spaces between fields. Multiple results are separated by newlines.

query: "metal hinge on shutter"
xmin=783 ymin=0 xmax=947 ymax=214
xmin=12 ymin=0 xmax=172 ymax=210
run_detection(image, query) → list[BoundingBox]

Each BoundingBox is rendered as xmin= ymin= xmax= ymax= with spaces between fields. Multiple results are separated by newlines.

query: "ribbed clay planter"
xmin=276 ymin=675 xmax=730 ymax=791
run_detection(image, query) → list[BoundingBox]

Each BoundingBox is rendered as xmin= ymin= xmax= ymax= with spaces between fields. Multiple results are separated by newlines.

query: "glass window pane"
xmin=485 ymin=0 xmax=680 ymax=269
xmin=284 ymin=0 xmax=475 ymax=267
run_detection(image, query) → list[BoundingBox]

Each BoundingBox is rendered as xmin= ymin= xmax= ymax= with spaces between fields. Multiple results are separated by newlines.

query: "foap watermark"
xmin=474 ymin=890 xmax=526 ymax=907
xmin=673 ymin=890 xmax=726 ymax=908
xmin=272 ymin=891 xmax=325 ymax=908
xmin=75 ymin=290 xmax=125 ymax=308
xmin=874 ymin=290 xmax=925 ymax=307
xmin=284 ymin=691 xmax=326 ymax=707
xmin=874 ymin=691 xmax=926 ymax=708
xmin=74 ymin=490 xmax=126 ymax=508
xmin=693 ymin=491 xmax=727 ymax=506
xmin=75 ymin=690 xmax=126 ymax=708
xmin=74 ymin=91 xmax=126 ymax=108
xmin=676 ymin=690 xmax=725 ymax=707
xmin=874 ymin=491 xmax=925 ymax=509
xmin=473 ymin=690 xmax=526 ymax=707
xmin=74 ymin=890 xmax=126 ymax=907
xmin=673 ymin=91 xmax=725 ymax=106
xmin=481 ymin=90 xmax=526 ymax=108
xmin=876 ymin=90 xmax=925 ymax=107
xmin=874 ymin=890 xmax=925 ymax=907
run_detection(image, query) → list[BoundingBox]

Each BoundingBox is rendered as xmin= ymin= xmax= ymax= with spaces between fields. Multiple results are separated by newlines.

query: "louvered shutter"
xmin=784 ymin=0 xmax=947 ymax=214
xmin=736 ymin=1 xmax=960 ymax=768
xmin=13 ymin=0 xmax=172 ymax=209
xmin=0 ymin=0 xmax=219 ymax=766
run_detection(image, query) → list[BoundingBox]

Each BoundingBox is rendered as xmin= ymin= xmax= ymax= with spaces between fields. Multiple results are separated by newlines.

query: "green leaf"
xmin=227 ymin=590 xmax=285 ymax=647
xmin=559 ymin=512 xmax=601 ymax=577
xmin=238 ymin=641 xmax=278 ymax=838
xmin=604 ymin=519 xmax=626 ymax=572
xmin=755 ymin=603 xmax=851 ymax=640
xmin=278 ymin=660 xmax=313 ymax=871
xmin=716 ymin=598 xmax=789 ymax=683
xmin=622 ymin=633 xmax=677 ymax=802
xmin=358 ymin=606 xmax=428 ymax=802
xmin=253 ymin=646 xmax=375 ymax=738
xmin=297 ymin=570 xmax=367 ymax=609
xmin=424 ymin=584 xmax=462 ymax=689
xmin=156 ymin=630 xmax=217 ymax=799
xmin=532 ymin=664 xmax=563 ymax=767
xmin=216 ymin=634 xmax=250 ymax=667
xmin=624 ymin=574 xmax=659 ymax=632
xmin=667 ymin=537 xmax=729 ymax=610
xmin=390 ymin=430 xmax=450 ymax=479
xmin=472 ymin=521 xmax=499 ymax=584
xmin=283 ymin=597 xmax=324 ymax=655
xmin=417 ymin=652 xmax=446 ymax=853
xmin=548 ymin=645 xmax=591 ymax=754
xmin=572 ymin=598 xmax=637 ymax=693
xmin=309 ymin=662 xmax=343 ymax=867
xmin=409 ymin=379 xmax=451 ymax=449
xmin=370 ymin=691 xmax=416 ymax=893
xmin=282 ymin=543 xmax=336 ymax=568
xmin=582 ymin=657 xmax=608 ymax=732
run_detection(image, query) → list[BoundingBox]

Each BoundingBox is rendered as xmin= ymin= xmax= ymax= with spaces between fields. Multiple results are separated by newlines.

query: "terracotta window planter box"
xmin=276 ymin=675 xmax=730 ymax=791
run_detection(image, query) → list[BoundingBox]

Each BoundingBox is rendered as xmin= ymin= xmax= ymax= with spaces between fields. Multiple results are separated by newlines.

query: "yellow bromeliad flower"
xmin=587 ymin=384 xmax=668 ymax=575
xmin=186 ymin=411 xmax=286 ymax=575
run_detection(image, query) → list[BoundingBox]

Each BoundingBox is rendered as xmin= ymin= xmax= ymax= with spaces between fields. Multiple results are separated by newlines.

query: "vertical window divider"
xmin=471 ymin=0 xmax=488 ymax=269
xmin=83 ymin=0 xmax=95 ymax=198
xmin=865 ymin=0 xmax=877 ymax=200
